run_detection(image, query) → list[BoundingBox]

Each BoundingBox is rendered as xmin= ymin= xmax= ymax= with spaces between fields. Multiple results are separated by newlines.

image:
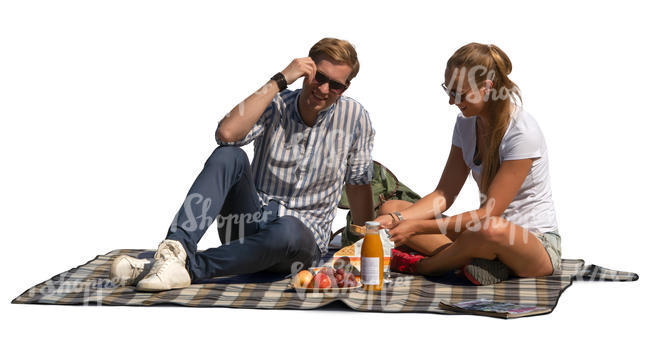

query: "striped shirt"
xmin=216 ymin=89 xmax=375 ymax=255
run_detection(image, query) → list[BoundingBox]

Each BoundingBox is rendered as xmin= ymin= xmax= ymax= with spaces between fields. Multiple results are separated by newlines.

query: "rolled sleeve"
xmin=345 ymin=109 xmax=375 ymax=185
xmin=215 ymin=97 xmax=278 ymax=146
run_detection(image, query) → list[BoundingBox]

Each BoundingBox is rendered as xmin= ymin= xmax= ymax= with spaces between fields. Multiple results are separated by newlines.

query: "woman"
xmin=375 ymin=43 xmax=561 ymax=285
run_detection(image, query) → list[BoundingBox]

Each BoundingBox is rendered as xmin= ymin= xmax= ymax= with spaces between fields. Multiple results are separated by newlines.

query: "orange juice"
xmin=361 ymin=221 xmax=384 ymax=291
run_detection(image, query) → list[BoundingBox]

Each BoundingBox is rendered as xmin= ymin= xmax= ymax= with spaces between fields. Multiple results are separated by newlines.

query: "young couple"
xmin=110 ymin=37 xmax=560 ymax=291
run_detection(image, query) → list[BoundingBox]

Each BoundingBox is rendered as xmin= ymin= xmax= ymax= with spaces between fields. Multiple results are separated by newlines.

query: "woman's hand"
xmin=386 ymin=220 xmax=420 ymax=247
xmin=374 ymin=214 xmax=398 ymax=230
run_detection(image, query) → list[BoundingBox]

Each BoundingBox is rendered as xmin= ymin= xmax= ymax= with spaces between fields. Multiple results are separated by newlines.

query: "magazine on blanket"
xmin=438 ymin=298 xmax=552 ymax=318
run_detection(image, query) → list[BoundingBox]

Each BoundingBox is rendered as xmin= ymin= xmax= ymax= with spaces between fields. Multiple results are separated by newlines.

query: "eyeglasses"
xmin=441 ymin=83 xmax=471 ymax=103
xmin=314 ymin=71 xmax=348 ymax=94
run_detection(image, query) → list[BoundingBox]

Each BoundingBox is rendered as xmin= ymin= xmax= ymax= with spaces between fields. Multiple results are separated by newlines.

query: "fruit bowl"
xmin=288 ymin=261 xmax=361 ymax=294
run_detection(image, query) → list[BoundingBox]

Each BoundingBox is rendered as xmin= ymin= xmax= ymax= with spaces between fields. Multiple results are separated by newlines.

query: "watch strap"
xmin=270 ymin=72 xmax=287 ymax=91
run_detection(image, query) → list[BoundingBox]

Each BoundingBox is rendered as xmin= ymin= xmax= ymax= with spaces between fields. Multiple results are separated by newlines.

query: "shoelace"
xmin=129 ymin=259 xmax=147 ymax=277
xmin=150 ymin=243 xmax=181 ymax=275
xmin=154 ymin=242 xmax=180 ymax=260
xmin=149 ymin=259 xmax=171 ymax=276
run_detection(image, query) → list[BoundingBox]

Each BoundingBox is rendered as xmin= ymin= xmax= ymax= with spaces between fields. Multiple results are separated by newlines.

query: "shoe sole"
xmin=136 ymin=281 xmax=191 ymax=292
xmin=463 ymin=258 xmax=510 ymax=286
xmin=136 ymin=269 xmax=191 ymax=292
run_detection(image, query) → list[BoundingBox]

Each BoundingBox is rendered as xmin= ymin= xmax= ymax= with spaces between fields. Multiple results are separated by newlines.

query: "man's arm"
xmin=343 ymin=106 xmax=375 ymax=226
xmin=345 ymin=184 xmax=374 ymax=225
xmin=217 ymin=58 xmax=317 ymax=143
xmin=216 ymin=81 xmax=279 ymax=143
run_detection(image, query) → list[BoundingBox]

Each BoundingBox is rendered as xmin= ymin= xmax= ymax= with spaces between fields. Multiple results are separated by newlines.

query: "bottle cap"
xmin=365 ymin=221 xmax=380 ymax=227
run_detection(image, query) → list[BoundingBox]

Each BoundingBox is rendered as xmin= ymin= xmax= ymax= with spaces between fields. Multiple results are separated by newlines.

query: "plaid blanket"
xmin=12 ymin=249 xmax=638 ymax=317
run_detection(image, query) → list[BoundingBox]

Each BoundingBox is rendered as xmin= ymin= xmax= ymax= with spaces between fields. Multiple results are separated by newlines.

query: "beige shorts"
xmin=534 ymin=231 xmax=562 ymax=274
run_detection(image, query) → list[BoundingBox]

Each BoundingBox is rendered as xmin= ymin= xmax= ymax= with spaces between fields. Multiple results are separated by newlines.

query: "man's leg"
xmin=190 ymin=215 xmax=321 ymax=279
xmin=112 ymin=145 xmax=262 ymax=288
xmin=165 ymin=146 xmax=263 ymax=278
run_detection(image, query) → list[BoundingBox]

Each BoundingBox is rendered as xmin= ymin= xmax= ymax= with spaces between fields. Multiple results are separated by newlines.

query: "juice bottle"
xmin=361 ymin=221 xmax=384 ymax=291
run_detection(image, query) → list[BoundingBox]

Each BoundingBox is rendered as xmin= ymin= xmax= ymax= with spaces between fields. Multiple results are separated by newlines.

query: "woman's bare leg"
xmin=377 ymin=200 xmax=413 ymax=216
xmin=403 ymin=234 xmax=453 ymax=256
xmin=416 ymin=217 xmax=553 ymax=277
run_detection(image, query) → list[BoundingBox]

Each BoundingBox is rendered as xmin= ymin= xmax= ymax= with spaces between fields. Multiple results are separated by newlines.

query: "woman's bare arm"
xmin=388 ymin=158 xmax=533 ymax=246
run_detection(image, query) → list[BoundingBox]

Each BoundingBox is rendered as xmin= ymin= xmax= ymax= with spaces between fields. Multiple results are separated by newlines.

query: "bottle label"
xmin=361 ymin=257 xmax=380 ymax=285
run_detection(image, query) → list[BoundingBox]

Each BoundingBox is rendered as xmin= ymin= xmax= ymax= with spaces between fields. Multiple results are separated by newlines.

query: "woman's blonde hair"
xmin=446 ymin=43 xmax=522 ymax=200
xmin=309 ymin=37 xmax=360 ymax=83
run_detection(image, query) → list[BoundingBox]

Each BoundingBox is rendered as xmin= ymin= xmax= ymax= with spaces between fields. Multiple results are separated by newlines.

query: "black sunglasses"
xmin=314 ymin=71 xmax=348 ymax=94
xmin=441 ymin=83 xmax=471 ymax=103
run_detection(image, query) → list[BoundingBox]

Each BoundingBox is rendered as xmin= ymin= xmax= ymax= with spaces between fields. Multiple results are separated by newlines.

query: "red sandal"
xmin=391 ymin=248 xmax=425 ymax=274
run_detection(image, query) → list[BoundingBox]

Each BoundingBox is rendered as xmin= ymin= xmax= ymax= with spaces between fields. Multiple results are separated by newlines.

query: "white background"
xmin=1 ymin=0 xmax=648 ymax=351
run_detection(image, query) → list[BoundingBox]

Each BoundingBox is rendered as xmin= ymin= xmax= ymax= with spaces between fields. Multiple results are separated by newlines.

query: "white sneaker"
xmin=110 ymin=255 xmax=152 ymax=286
xmin=136 ymin=240 xmax=191 ymax=292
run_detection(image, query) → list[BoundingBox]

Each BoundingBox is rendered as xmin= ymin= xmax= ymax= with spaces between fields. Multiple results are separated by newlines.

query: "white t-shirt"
xmin=451 ymin=107 xmax=558 ymax=234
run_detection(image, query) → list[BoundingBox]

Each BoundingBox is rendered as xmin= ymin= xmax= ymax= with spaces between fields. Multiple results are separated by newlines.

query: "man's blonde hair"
xmin=309 ymin=38 xmax=360 ymax=83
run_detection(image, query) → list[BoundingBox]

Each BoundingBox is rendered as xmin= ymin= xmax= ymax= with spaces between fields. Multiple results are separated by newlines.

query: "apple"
xmin=292 ymin=270 xmax=313 ymax=288
xmin=309 ymin=272 xmax=332 ymax=289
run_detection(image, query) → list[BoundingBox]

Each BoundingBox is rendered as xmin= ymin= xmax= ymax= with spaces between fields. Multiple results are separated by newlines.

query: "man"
xmin=110 ymin=37 xmax=375 ymax=291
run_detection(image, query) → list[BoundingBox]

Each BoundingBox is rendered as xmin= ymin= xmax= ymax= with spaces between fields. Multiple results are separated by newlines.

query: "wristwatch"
xmin=270 ymin=72 xmax=287 ymax=91
xmin=393 ymin=211 xmax=404 ymax=221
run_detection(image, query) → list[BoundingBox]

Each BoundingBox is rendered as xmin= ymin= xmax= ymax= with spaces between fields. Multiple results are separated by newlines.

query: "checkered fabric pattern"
xmin=12 ymin=249 xmax=638 ymax=316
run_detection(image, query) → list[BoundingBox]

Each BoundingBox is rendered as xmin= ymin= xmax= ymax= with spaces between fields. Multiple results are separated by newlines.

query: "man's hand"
xmin=217 ymin=57 xmax=317 ymax=143
xmin=281 ymin=57 xmax=317 ymax=86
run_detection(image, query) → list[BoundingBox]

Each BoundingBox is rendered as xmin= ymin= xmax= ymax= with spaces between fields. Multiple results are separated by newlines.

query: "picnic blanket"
xmin=12 ymin=249 xmax=638 ymax=317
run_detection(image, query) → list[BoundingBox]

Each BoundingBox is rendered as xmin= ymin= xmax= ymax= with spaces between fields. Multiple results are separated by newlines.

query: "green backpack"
xmin=334 ymin=161 xmax=421 ymax=247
